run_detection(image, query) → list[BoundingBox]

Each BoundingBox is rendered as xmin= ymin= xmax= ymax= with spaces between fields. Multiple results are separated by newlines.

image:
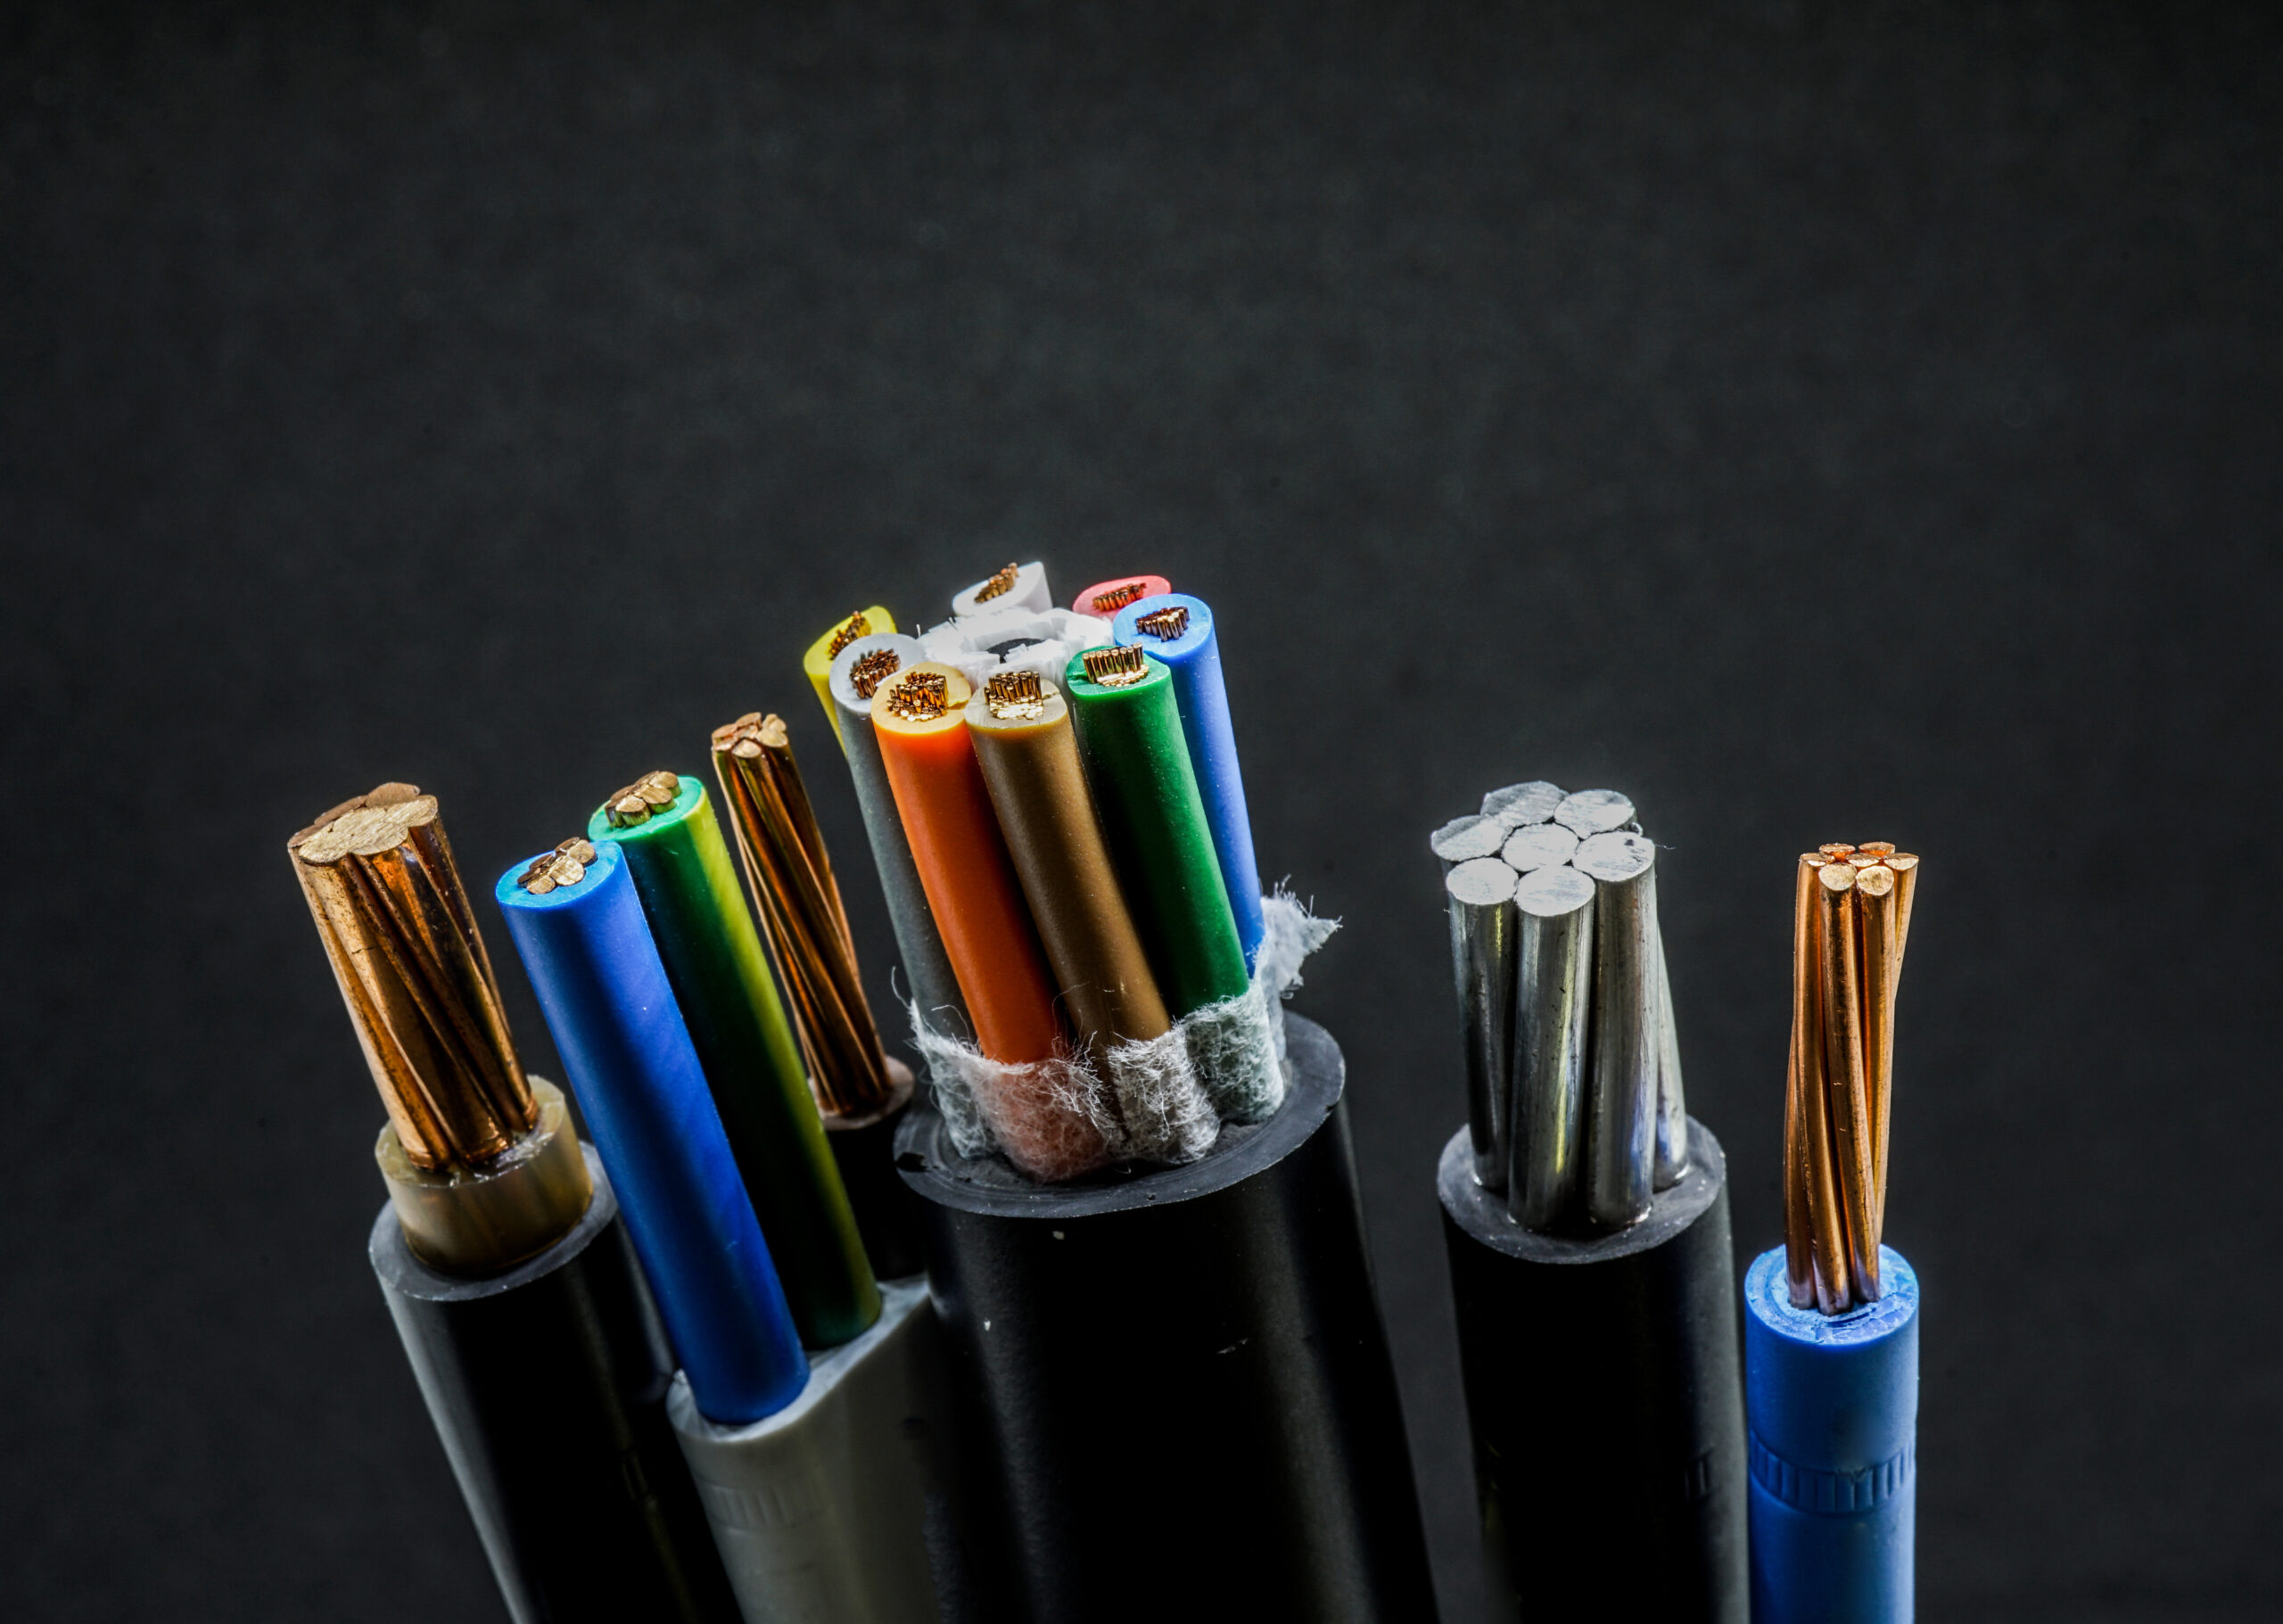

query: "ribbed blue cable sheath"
xmin=496 ymin=841 xmax=808 ymax=1425
xmin=1743 ymin=1245 xmax=1918 ymax=1624
xmin=1110 ymin=591 xmax=1265 ymax=968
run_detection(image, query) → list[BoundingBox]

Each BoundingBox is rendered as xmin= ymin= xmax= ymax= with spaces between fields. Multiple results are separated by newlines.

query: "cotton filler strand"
xmin=1440 ymin=781 xmax=1686 ymax=1233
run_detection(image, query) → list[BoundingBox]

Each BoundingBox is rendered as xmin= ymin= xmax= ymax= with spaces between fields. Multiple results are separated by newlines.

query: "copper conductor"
xmin=848 ymin=647 xmax=902 ymax=700
xmin=517 ymin=838 xmax=598 ymax=895
xmin=1133 ymin=605 xmax=1191 ymax=640
xmin=711 ymin=713 xmax=895 ymax=1116
xmin=1783 ymin=839 xmax=1924 ymax=1315
xmin=604 ymin=770 xmax=681 ymax=828
xmin=975 ymin=562 xmax=1020 ymax=603
xmin=712 ymin=711 xmax=787 ymax=760
xmin=1080 ymin=644 xmax=1150 ymax=687
xmin=1091 ymin=581 xmax=1149 ymax=614
xmin=983 ymin=669 xmax=1047 ymax=721
xmin=290 ymin=785 xmax=536 ymax=1170
xmin=825 ymin=611 xmax=871 ymax=658
xmin=884 ymin=670 xmax=950 ymax=721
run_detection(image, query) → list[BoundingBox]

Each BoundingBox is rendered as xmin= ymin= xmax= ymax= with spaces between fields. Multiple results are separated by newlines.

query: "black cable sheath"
xmin=1439 ymin=1117 xmax=1749 ymax=1624
xmin=369 ymin=1150 xmax=740 ymax=1623
xmin=895 ymin=1015 xmax=1436 ymax=1624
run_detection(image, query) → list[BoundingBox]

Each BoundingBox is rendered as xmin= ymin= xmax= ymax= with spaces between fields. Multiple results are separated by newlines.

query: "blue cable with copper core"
xmin=497 ymin=837 xmax=808 ymax=1425
xmin=1746 ymin=844 xmax=1924 ymax=1623
xmin=1110 ymin=591 xmax=1266 ymax=969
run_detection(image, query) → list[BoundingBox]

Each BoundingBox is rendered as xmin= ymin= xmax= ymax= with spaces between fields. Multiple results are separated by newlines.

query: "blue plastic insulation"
xmin=496 ymin=840 xmax=808 ymax=1424
xmin=1743 ymin=1244 xmax=1918 ymax=1624
xmin=1111 ymin=591 xmax=1266 ymax=968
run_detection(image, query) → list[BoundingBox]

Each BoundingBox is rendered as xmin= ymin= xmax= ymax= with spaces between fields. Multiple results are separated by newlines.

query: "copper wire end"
xmin=1132 ymin=605 xmax=1191 ymax=640
xmin=1784 ymin=840 xmax=1924 ymax=1314
xmin=1788 ymin=855 xmax=1850 ymax=1312
xmin=289 ymin=785 xmax=535 ymax=1169
xmin=1080 ymin=644 xmax=1150 ymax=687
xmin=604 ymin=770 xmax=681 ymax=828
xmin=825 ymin=610 xmax=871 ymax=659
xmin=983 ymin=668 xmax=1047 ymax=721
xmin=883 ymin=671 xmax=951 ymax=721
xmin=711 ymin=713 xmax=896 ymax=1116
xmin=848 ymin=647 xmax=902 ymax=700
xmin=1091 ymin=581 xmax=1150 ymax=614
xmin=1817 ymin=862 xmax=1880 ymax=1305
xmin=516 ymin=838 xmax=597 ymax=895
xmin=975 ymin=561 xmax=1020 ymax=603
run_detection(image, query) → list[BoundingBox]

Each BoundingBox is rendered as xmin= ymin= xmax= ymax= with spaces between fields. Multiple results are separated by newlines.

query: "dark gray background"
xmin=4 ymin=3 xmax=2277 ymax=1619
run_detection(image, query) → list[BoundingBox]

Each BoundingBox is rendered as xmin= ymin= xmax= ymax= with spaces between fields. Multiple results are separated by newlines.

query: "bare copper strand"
xmin=604 ymin=770 xmax=681 ymax=828
xmin=826 ymin=611 xmax=871 ymax=658
xmin=1789 ymin=854 xmax=1850 ymax=1313
xmin=983 ymin=669 xmax=1046 ymax=720
xmin=517 ymin=838 xmax=598 ymax=895
xmin=975 ymin=562 xmax=1020 ymax=603
xmin=1080 ymin=644 xmax=1150 ymax=687
xmin=711 ymin=716 xmax=894 ymax=1115
xmin=1855 ymin=862 xmax=1900 ymax=1246
xmin=1818 ymin=863 xmax=1880 ymax=1304
xmin=884 ymin=671 xmax=950 ymax=721
xmin=848 ymin=647 xmax=902 ymax=700
xmin=1132 ymin=605 xmax=1191 ymax=639
xmin=1783 ymin=838 xmax=1923 ymax=1315
xmin=1091 ymin=581 xmax=1149 ymax=614
xmin=289 ymin=786 xmax=535 ymax=1169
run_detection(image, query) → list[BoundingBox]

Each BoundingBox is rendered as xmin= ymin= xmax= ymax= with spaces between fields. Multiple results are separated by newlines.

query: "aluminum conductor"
xmin=1501 ymin=822 xmax=1578 ymax=873
xmin=1482 ymin=780 xmax=1566 ymax=830
xmin=1507 ymin=864 xmax=1596 ymax=1231
xmin=1446 ymin=856 xmax=1521 ymax=1193
xmin=1432 ymin=813 xmax=1508 ymax=870
xmin=1651 ymin=930 xmax=1689 ymax=1190
xmin=1573 ymin=830 xmax=1660 ymax=1228
xmin=1554 ymin=788 xmax=1636 ymax=837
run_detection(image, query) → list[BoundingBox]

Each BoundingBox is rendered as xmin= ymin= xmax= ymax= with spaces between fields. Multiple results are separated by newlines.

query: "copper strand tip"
xmin=604 ymin=770 xmax=681 ymax=828
xmin=884 ymin=671 xmax=951 ymax=721
xmin=1783 ymin=838 xmax=1923 ymax=1315
xmin=711 ymin=713 xmax=896 ymax=1116
xmin=975 ymin=561 xmax=1020 ymax=603
xmin=848 ymin=647 xmax=902 ymax=700
xmin=983 ymin=669 xmax=1047 ymax=720
xmin=1132 ymin=605 xmax=1190 ymax=640
xmin=517 ymin=838 xmax=597 ymax=895
xmin=825 ymin=610 xmax=871 ymax=658
xmin=1091 ymin=581 xmax=1149 ymax=614
xmin=1080 ymin=644 xmax=1150 ymax=687
xmin=288 ymin=784 xmax=535 ymax=1169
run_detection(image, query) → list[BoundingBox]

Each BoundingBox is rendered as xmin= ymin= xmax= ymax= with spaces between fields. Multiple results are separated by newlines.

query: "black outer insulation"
xmin=894 ymin=1015 xmax=1438 ymax=1624
xmin=826 ymin=1092 xmax=928 ymax=1281
xmin=369 ymin=1150 xmax=740 ymax=1624
xmin=1438 ymin=1117 xmax=1749 ymax=1624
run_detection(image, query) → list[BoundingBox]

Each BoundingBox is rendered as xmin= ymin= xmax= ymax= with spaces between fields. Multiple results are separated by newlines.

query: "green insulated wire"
xmin=1062 ymin=650 xmax=1249 ymax=1016
xmin=590 ymin=771 xmax=879 ymax=1347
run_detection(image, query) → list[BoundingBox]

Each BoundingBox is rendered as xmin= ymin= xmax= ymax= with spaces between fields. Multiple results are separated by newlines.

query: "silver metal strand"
xmin=1507 ymin=865 xmax=1596 ymax=1231
xmin=1501 ymin=822 xmax=1579 ymax=873
xmin=1574 ymin=830 xmax=1660 ymax=1228
xmin=1554 ymin=788 xmax=1636 ymax=837
xmin=1482 ymin=780 xmax=1567 ymax=830
xmin=1651 ymin=903 xmax=1690 ymax=1191
xmin=1446 ymin=856 xmax=1521 ymax=1192
xmin=1431 ymin=813 xmax=1508 ymax=870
